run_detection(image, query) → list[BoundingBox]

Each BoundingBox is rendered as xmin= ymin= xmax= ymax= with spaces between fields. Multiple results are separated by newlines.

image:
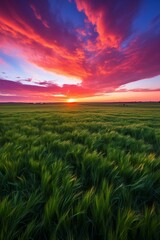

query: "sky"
xmin=0 ymin=0 xmax=160 ymax=102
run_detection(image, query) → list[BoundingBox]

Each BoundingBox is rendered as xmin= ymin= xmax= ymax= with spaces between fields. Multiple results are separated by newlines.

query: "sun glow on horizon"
xmin=67 ymin=98 xmax=76 ymax=103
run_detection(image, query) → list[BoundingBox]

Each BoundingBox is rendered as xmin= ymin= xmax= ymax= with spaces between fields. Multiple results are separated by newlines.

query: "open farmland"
xmin=0 ymin=103 xmax=160 ymax=240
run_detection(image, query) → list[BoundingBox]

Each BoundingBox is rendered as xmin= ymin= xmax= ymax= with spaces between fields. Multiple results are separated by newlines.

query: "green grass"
xmin=0 ymin=103 xmax=160 ymax=240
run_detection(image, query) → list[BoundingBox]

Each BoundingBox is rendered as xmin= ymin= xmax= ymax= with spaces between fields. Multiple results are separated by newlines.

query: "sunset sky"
xmin=0 ymin=0 xmax=160 ymax=102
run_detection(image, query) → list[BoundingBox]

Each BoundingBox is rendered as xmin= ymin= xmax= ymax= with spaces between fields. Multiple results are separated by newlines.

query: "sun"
xmin=67 ymin=98 xmax=76 ymax=103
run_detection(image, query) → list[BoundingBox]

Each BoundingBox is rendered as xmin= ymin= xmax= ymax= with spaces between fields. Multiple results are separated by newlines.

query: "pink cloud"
xmin=1 ymin=78 xmax=160 ymax=103
xmin=0 ymin=0 xmax=160 ymax=101
xmin=0 ymin=0 xmax=88 ymax=79
xmin=0 ymin=58 xmax=4 ymax=64
xmin=75 ymin=0 xmax=141 ymax=47
xmin=0 ymin=78 xmax=96 ymax=102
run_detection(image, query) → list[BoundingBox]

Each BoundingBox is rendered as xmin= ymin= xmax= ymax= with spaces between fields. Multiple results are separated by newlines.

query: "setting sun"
xmin=67 ymin=98 xmax=76 ymax=103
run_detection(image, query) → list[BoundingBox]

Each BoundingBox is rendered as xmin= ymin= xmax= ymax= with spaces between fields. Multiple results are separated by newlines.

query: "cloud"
xmin=115 ymin=88 xmax=160 ymax=93
xmin=0 ymin=0 xmax=87 ymax=78
xmin=1 ymin=77 xmax=160 ymax=103
xmin=0 ymin=78 xmax=96 ymax=102
xmin=75 ymin=0 xmax=142 ymax=47
xmin=0 ymin=0 xmax=160 ymax=101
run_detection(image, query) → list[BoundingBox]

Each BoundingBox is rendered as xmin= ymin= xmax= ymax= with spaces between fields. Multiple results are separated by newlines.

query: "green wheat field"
xmin=0 ymin=103 xmax=160 ymax=240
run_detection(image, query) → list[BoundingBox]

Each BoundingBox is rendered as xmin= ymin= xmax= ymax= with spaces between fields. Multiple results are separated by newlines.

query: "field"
xmin=0 ymin=103 xmax=160 ymax=240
